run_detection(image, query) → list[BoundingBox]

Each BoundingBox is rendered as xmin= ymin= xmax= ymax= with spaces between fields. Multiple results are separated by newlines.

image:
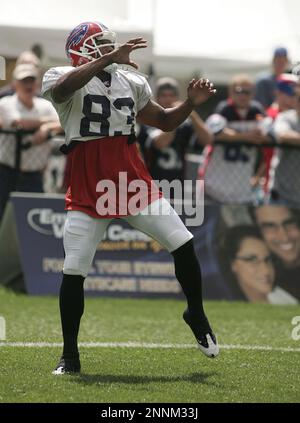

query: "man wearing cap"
xmin=262 ymin=73 xmax=299 ymax=192
xmin=0 ymin=63 xmax=60 ymax=221
xmin=0 ymin=50 xmax=41 ymax=99
xmin=267 ymin=74 xmax=299 ymax=118
xmin=269 ymin=78 xmax=300 ymax=206
xmin=255 ymin=47 xmax=290 ymax=109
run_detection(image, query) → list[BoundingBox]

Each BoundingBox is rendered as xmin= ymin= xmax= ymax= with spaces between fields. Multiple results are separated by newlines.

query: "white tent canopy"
xmin=1 ymin=0 xmax=300 ymax=82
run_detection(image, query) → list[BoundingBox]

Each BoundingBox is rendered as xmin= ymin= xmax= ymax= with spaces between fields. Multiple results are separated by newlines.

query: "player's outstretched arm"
xmin=137 ymin=78 xmax=216 ymax=132
xmin=52 ymin=55 xmax=114 ymax=103
xmin=52 ymin=38 xmax=147 ymax=103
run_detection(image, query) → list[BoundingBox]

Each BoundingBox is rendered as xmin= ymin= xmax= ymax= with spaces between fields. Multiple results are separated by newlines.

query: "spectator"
xmin=0 ymin=51 xmax=41 ymax=99
xmin=269 ymin=81 xmax=300 ymax=206
xmin=200 ymin=74 xmax=270 ymax=204
xmin=267 ymin=74 xmax=299 ymax=119
xmin=138 ymin=77 xmax=212 ymax=197
xmin=219 ymin=225 xmax=297 ymax=304
xmin=0 ymin=63 xmax=60 ymax=221
xmin=262 ymin=73 xmax=299 ymax=192
xmin=255 ymin=47 xmax=290 ymax=109
xmin=252 ymin=205 xmax=300 ymax=300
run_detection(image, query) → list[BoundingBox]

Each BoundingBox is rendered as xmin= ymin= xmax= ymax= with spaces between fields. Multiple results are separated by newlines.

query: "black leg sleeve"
xmin=59 ymin=273 xmax=85 ymax=358
xmin=172 ymin=239 xmax=205 ymax=316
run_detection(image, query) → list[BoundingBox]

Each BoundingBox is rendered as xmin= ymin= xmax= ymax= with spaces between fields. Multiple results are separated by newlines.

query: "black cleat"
xmin=183 ymin=309 xmax=219 ymax=358
xmin=52 ymin=356 xmax=81 ymax=375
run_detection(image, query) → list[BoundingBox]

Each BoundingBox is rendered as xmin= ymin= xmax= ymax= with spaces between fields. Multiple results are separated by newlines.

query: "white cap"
xmin=16 ymin=51 xmax=40 ymax=67
xmin=13 ymin=64 xmax=39 ymax=80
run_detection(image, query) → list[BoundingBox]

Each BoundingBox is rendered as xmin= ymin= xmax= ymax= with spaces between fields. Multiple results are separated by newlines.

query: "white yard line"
xmin=0 ymin=341 xmax=299 ymax=353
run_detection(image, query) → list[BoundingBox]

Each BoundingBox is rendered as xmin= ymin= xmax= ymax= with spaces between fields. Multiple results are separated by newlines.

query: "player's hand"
xmin=187 ymin=78 xmax=217 ymax=106
xmin=108 ymin=37 xmax=147 ymax=69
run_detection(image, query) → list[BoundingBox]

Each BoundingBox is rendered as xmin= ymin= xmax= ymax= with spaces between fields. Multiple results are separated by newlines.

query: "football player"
xmin=41 ymin=22 xmax=219 ymax=374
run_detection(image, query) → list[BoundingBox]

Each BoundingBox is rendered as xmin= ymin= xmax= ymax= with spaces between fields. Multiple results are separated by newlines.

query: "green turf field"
xmin=0 ymin=287 xmax=300 ymax=403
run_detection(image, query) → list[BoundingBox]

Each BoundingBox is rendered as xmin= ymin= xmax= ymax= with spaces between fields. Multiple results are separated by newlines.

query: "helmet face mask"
xmin=66 ymin=22 xmax=117 ymax=66
xmin=81 ymin=31 xmax=117 ymax=59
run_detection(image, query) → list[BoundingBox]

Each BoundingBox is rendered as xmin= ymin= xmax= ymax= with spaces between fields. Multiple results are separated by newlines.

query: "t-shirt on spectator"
xmin=0 ymin=63 xmax=59 ymax=221
xmin=199 ymin=74 xmax=270 ymax=204
xmin=143 ymin=119 xmax=197 ymax=183
xmin=270 ymin=108 xmax=300 ymax=206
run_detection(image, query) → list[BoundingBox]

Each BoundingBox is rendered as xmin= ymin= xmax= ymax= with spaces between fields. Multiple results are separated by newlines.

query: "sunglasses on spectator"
xmin=233 ymin=87 xmax=253 ymax=95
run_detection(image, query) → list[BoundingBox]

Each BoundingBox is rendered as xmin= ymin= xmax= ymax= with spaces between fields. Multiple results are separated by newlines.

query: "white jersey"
xmin=41 ymin=66 xmax=152 ymax=148
xmin=203 ymin=113 xmax=260 ymax=204
xmin=200 ymin=99 xmax=266 ymax=204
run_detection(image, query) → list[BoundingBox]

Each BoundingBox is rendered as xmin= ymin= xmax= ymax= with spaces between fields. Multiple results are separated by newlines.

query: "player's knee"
xmin=168 ymin=229 xmax=193 ymax=253
xmin=63 ymin=255 xmax=90 ymax=278
xmin=171 ymin=237 xmax=195 ymax=256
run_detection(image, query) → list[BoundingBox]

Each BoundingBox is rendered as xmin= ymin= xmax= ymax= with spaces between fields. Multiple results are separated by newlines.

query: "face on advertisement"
xmin=254 ymin=206 xmax=300 ymax=268
xmin=231 ymin=237 xmax=275 ymax=301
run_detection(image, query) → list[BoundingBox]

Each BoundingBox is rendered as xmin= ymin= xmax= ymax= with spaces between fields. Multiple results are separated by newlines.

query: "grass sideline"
xmin=0 ymin=287 xmax=300 ymax=403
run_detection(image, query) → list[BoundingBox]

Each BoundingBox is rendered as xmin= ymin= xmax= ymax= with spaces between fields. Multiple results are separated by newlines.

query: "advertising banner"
xmin=6 ymin=193 xmax=300 ymax=304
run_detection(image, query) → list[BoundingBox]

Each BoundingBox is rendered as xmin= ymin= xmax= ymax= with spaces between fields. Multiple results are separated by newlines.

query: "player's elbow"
xmin=151 ymin=109 xmax=175 ymax=132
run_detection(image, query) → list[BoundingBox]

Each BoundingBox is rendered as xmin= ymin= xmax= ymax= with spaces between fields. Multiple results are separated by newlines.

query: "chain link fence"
xmin=1 ymin=129 xmax=300 ymax=208
xmin=0 ymin=128 xmax=66 ymax=193
xmin=185 ymin=140 xmax=300 ymax=208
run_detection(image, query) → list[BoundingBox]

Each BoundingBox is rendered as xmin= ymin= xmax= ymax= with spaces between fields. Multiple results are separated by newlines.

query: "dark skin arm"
xmin=137 ymin=79 xmax=216 ymax=132
xmin=151 ymin=108 xmax=213 ymax=150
